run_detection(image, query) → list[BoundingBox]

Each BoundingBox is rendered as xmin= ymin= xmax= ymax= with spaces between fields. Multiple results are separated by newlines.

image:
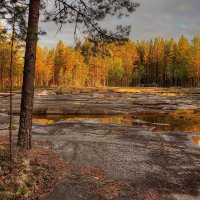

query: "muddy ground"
xmin=1 ymin=87 xmax=200 ymax=200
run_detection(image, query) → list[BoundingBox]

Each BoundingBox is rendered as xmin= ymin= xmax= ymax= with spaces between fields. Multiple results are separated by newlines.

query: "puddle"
xmin=33 ymin=115 xmax=127 ymax=125
xmin=192 ymin=136 xmax=200 ymax=146
xmin=33 ymin=113 xmax=200 ymax=133
xmin=65 ymin=101 xmax=85 ymax=105
xmin=133 ymin=113 xmax=200 ymax=132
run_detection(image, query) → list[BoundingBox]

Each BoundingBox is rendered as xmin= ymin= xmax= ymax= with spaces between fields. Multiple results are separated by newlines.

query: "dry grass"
xmin=192 ymin=136 xmax=200 ymax=145
xmin=0 ymin=137 xmax=70 ymax=200
xmin=81 ymin=167 xmax=121 ymax=200
xmin=170 ymin=109 xmax=200 ymax=122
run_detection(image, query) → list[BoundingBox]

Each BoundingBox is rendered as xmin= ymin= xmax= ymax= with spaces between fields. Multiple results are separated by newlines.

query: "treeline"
xmin=1 ymin=33 xmax=200 ymax=90
xmin=136 ymin=35 xmax=200 ymax=87
xmin=35 ymin=39 xmax=138 ymax=87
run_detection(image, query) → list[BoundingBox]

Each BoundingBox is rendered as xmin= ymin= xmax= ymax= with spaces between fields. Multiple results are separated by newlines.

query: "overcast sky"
xmin=39 ymin=0 xmax=200 ymax=48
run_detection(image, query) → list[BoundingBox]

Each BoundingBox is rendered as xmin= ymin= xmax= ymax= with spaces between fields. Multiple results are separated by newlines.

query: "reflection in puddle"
xmin=33 ymin=113 xmax=200 ymax=133
xmin=133 ymin=113 xmax=200 ymax=132
xmin=65 ymin=101 xmax=85 ymax=105
xmin=192 ymin=136 xmax=200 ymax=145
xmin=33 ymin=115 xmax=126 ymax=125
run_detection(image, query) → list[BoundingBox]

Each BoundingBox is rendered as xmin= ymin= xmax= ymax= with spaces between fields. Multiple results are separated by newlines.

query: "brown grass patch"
xmin=0 ymin=136 xmax=70 ymax=200
xmin=81 ymin=167 xmax=121 ymax=200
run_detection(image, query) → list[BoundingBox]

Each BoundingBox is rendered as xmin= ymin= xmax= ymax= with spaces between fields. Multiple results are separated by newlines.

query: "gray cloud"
xmin=39 ymin=0 xmax=200 ymax=48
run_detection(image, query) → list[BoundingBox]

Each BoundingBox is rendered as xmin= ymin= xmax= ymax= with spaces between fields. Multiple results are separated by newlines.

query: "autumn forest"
xmin=1 ymin=27 xmax=200 ymax=90
xmin=1 ymin=0 xmax=200 ymax=199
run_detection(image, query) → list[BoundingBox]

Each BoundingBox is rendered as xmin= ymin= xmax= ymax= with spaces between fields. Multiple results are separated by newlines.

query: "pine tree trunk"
xmin=9 ymin=23 xmax=15 ymax=161
xmin=17 ymin=0 xmax=40 ymax=150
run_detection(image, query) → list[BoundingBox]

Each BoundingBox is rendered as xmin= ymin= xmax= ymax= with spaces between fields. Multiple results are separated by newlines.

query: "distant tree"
xmin=54 ymin=40 xmax=66 ymax=85
xmin=132 ymin=65 xmax=144 ymax=85
xmin=122 ymin=41 xmax=138 ymax=86
xmin=108 ymin=58 xmax=124 ymax=86
xmin=46 ymin=49 xmax=55 ymax=86
xmin=164 ymin=39 xmax=175 ymax=86
xmin=176 ymin=35 xmax=191 ymax=86
xmin=35 ymin=46 xmax=47 ymax=86
xmin=191 ymin=36 xmax=200 ymax=86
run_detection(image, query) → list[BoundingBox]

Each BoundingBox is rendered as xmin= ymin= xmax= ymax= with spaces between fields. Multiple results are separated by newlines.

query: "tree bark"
xmin=17 ymin=0 xmax=40 ymax=150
